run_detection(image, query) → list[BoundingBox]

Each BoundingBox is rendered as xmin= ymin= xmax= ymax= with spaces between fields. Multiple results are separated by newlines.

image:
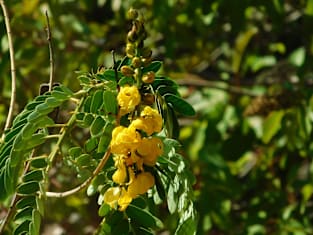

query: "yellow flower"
xmin=130 ymin=106 xmax=162 ymax=135
xmin=112 ymin=165 xmax=127 ymax=184
xmin=111 ymin=126 xmax=141 ymax=155
xmin=117 ymin=190 xmax=133 ymax=211
xmin=103 ymin=186 xmax=133 ymax=211
xmin=117 ymin=85 xmax=141 ymax=115
xmin=137 ymin=137 xmax=163 ymax=166
xmin=127 ymin=172 xmax=155 ymax=198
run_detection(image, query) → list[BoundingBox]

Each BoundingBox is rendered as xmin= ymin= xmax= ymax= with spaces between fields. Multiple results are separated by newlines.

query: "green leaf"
xmin=175 ymin=216 xmax=197 ymax=235
xmin=90 ymin=116 xmax=106 ymax=137
xmin=76 ymin=154 xmax=91 ymax=166
xmin=24 ymin=133 xmax=46 ymax=151
xmin=16 ymin=196 xmax=36 ymax=210
xmin=262 ymin=110 xmax=285 ymax=144
xmin=35 ymin=103 xmax=53 ymax=115
xmin=83 ymin=113 xmax=95 ymax=127
xmin=51 ymin=90 xmax=69 ymax=101
xmin=118 ymin=76 xmax=135 ymax=86
xmin=30 ymin=209 xmax=41 ymax=235
xmin=22 ymin=170 xmax=43 ymax=182
xmin=69 ymin=147 xmax=82 ymax=159
xmin=83 ymin=96 xmax=92 ymax=113
xmin=30 ymin=158 xmax=47 ymax=168
xmin=98 ymin=123 xmax=114 ymax=153
xmin=45 ymin=97 xmax=62 ymax=108
xmin=36 ymin=197 xmax=44 ymax=215
xmin=288 ymin=47 xmax=305 ymax=67
xmin=17 ymin=181 xmax=40 ymax=195
xmin=85 ymin=137 xmax=98 ymax=153
xmin=142 ymin=61 xmax=162 ymax=73
xmin=27 ymin=111 xmax=43 ymax=123
xmin=164 ymin=94 xmax=196 ymax=116
xmin=152 ymin=77 xmax=178 ymax=90
xmin=91 ymin=90 xmax=104 ymax=113
xmin=4 ymin=124 xmax=24 ymax=142
xmin=58 ymin=85 xmax=73 ymax=96
xmin=78 ymin=75 xmax=91 ymax=85
xmin=14 ymin=206 xmax=33 ymax=222
xmin=13 ymin=220 xmax=31 ymax=235
xmin=98 ymin=203 xmax=111 ymax=217
xmin=22 ymin=123 xmax=37 ymax=139
xmin=26 ymin=101 xmax=42 ymax=111
xmin=167 ymin=183 xmax=178 ymax=214
xmin=157 ymin=85 xmax=179 ymax=96
xmin=126 ymin=204 xmax=163 ymax=229
xmin=97 ymin=69 xmax=120 ymax=82
xmin=103 ymin=90 xmax=118 ymax=115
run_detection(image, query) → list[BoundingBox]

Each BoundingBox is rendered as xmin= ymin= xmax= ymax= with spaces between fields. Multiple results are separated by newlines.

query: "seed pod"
xmin=142 ymin=71 xmax=155 ymax=84
xmin=142 ymin=47 xmax=152 ymax=58
xmin=127 ymin=8 xmax=139 ymax=20
xmin=126 ymin=43 xmax=136 ymax=58
xmin=121 ymin=65 xmax=135 ymax=77
xmin=142 ymin=93 xmax=155 ymax=105
xmin=132 ymin=57 xmax=141 ymax=68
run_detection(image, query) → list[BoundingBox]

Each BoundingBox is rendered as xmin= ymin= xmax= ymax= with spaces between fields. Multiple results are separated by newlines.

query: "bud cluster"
xmin=120 ymin=8 xmax=154 ymax=85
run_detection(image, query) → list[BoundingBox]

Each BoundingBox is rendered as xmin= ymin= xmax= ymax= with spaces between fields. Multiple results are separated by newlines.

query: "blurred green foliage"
xmin=1 ymin=0 xmax=313 ymax=234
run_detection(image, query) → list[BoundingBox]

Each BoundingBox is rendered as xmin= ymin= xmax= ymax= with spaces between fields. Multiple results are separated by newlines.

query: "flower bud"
xmin=121 ymin=65 xmax=135 ymax=77
xmin=127 ymin=8 xmax=139 ymax=20
xmin=126 ymin=43 xmax=136 ymax=58
xmin=132 ymin=57 xmax=141 ymax=68
xmin=142 ymin=93 xmax=155 ymax=105
xmin=142 ymin=71 xmax=155 ymax=84
xmin=127 ymin=31 xmax=138 ymax=43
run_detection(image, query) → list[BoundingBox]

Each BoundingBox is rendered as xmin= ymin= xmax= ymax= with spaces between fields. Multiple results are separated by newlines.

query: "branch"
xmin=45 ymin=11 xmax=55 ymax=92
xmin=45 ymin=148 xmax=111 ymax=198
xmin=1 ymin=0 xmax=17 ymax=135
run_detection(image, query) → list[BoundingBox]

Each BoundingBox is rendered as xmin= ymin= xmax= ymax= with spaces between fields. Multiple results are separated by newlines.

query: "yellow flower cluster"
xmin=104 ymin=100 xmax=163 ymax=210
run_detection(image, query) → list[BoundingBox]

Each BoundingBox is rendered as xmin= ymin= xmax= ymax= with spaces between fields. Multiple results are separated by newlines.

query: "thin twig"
xmin=45 ymin=148 xmax=111 ymax=198
xmin=45 ymin=10 xmax=54 ymax=92
xmin=1 ymin=0 xmax=17 ymax=136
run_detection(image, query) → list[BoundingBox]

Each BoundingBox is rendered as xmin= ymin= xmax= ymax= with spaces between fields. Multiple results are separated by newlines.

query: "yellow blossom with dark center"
xmin=117 ymin=85 xmax=141 ymax=115
xmin=130 ymin=106 xmax=162 ymax=135
xmin=137 ymin=137 xmax=163 ymax=166
xmin=111 ymin=126 xmax=141 ymax=155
